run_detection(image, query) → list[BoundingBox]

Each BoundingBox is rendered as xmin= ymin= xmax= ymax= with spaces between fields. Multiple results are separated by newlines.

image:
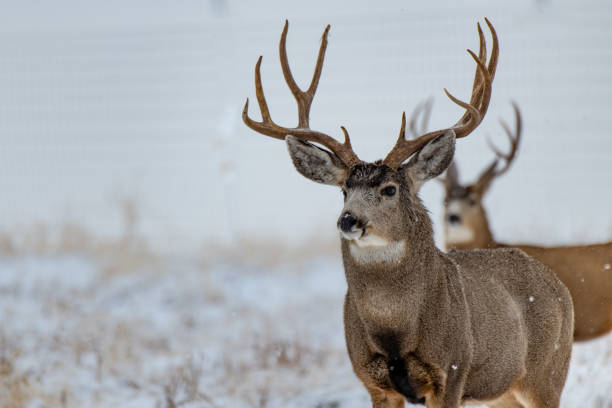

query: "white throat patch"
xmin=353 ymin=233 xmax=390 ymax=248
xmin=445 ymin=201 xmax=474 ymax=245
xmin=349 ymin=239 xmax=406 ymax=265
xmin=445 ymin=225 xmax=474 ymax=245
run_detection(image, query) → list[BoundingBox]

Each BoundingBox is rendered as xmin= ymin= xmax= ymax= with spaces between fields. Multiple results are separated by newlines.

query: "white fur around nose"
xmin=354 ymin=233 xmax=390 ymax=247
xmin=446 ymin=225 xmax=474 ymax=245
xmin=445 ymin=201 xmax=474 ymax=245
xmin=349 ymin=239 xmax=406 ymax=264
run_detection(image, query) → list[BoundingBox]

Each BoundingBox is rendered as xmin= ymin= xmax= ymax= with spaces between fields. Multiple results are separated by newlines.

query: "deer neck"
xmin=341 ymin=217 xmax=447 ymax=325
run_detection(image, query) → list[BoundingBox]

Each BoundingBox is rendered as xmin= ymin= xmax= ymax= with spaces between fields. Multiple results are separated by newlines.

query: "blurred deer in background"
xmin=243 ymin=19 xmax=573 ymax=407
xmin=439 ymin=104 xmax=612 ymax=342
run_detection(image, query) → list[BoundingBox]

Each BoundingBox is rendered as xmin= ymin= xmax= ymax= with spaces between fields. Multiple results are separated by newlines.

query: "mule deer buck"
xmin=243 ymin=20 xmax=573 ymax=407
xmin=440 ymin=104 xmax=612 ymax=342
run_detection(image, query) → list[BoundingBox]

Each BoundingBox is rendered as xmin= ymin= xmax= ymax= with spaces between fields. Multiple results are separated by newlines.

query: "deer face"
xmin=443 ymin=186 xmax=485 ymax=246
xmin=286 ymin=131 xmax=456 ymax=248
xmin=338 ymin=163 xmax=406 ymax=246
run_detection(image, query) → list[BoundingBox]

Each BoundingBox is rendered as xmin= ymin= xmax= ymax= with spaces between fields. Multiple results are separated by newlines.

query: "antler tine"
xmin=408 ymin=103 xmax=421 ymax=138
xmin=458 ymin=18 xmax=499 ymax=127
xmin=241 ymin=57 xmax=284 ymax=140
xmin=408 ymin=98 xmax=433 ymax=138
xmin=242 ymin=21 xmax=361 ymax=167
xmin=383 ymin=19 xmax=499 ymax=169
xmin=476 ymin=18 xmax=499 ymax=116
xmin=474 ymin=102 xmax=522 ymax=193
xmin=487 ymin=102 xmax=522 ymax=177
xmin=469 ymin=22 xmax=487 ymax=108
xmin=279 ymin=20 xmax=330 ymax=128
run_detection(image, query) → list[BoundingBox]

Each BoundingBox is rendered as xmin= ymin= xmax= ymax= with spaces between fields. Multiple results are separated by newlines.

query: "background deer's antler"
xmin=473 ymin=101 xmax=522 ymax=193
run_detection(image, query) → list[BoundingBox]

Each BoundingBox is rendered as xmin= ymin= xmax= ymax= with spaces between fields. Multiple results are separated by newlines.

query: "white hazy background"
xmin=0 ymin=0 xmax=610 ymax=253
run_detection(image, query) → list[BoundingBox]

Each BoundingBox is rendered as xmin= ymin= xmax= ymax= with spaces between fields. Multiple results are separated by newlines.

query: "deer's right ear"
xmin=286 ymin=135 xmax=348 ymax=186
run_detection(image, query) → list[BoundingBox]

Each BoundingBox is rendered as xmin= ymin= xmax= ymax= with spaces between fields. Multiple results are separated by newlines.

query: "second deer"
xmin=440 ymin=104 xmax=612 ymax=341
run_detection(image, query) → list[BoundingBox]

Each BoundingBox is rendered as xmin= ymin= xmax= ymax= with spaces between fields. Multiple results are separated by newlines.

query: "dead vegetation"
xmin=161 ymin=356 xmax=215 ymax=408
xmin=0 ymin=332 xmax=39 ymax=408
xmin=0 ymin=198 xmax=163 ymax=279
xmin=200 ymin=231 xmax=340 ymax=269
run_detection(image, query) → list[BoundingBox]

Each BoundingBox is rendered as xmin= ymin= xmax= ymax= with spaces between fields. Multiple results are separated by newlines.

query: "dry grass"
xmin=0 ymin=198 xmax=162 ymax=279
xmin=0 ymin=332 xmax=41 ymax=408
xmin=200 ymin=231 xmax=340 ymax=269
xmin=156 ymin=336 xmax=334 ymax=408
xmin=0 ymin=196 xmax=341 ymax=277
xmin=161 ymin=356 xmax=215 ymax=408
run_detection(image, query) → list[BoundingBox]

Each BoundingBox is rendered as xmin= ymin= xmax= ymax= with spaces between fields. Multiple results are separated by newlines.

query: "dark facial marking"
xmin=445 ymin=185 xmax=471 ymax=203
xmin=345 ymin=162 xmax=393 ymax=189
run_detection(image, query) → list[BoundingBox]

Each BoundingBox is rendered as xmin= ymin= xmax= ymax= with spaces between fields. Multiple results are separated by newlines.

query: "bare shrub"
xmin=162 ymin=356 xmax=214 ymax=407
xmin=0 ymin=332 xmax=34 ymax=408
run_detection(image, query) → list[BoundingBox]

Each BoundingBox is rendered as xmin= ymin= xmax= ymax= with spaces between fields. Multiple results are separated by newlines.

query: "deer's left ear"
xmin=400 ymin=130 xmax=456 ymax=192
xmin=286 ymin=135 xmax=348 ymax=186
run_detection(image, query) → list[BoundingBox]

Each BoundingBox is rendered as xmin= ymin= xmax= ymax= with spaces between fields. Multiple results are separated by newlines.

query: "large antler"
xmin=383 ymin=18 xmax=499 ymax=169
xmin=242 ymin=21 xmax=360 ymax=168
xmin=474 ymin=102 xmax=522 ymax=193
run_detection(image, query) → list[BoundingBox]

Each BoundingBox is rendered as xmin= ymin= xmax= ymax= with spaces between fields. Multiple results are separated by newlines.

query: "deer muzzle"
xmin=338 ymin=211 xmax=367 ymax=240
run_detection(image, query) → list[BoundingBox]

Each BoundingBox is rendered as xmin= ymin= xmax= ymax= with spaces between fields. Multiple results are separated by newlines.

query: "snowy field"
xmin=1 ymin=247 xmax=611 ymax=408
xmin=1 ymin=1 xmax=612 ymax=407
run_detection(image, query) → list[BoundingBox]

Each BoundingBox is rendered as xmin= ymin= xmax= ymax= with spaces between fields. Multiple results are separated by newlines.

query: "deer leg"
xmin=423 ymin=365 xmax=467 ymax=408
xmin=487 ymin=391 xmax=525 ymax=408
xmin=367 ymin=386 xmax=405 ymax=408
xmin=515 ymin=390 xmax=561 ymax=408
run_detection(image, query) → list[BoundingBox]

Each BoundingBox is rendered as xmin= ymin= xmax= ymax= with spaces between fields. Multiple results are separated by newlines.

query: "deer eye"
xmin=342 ymin=189 xmax=347 ymax=199
xmin=381 ymin=186 xmax=396 ymax=197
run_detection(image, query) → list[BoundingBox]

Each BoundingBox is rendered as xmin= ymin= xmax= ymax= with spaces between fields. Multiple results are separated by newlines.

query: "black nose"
xmin=339 ymin=212 xmax=358 ymax=233
xmin=447 ymin=214 xmax=461 ymax=224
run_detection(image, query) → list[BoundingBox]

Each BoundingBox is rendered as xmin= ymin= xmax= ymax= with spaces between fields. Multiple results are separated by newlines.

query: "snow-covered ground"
xmin=1 ymin=249 xmax=611 ymax=407
xmin=0 ymin=0 xmax=611 ymax=252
